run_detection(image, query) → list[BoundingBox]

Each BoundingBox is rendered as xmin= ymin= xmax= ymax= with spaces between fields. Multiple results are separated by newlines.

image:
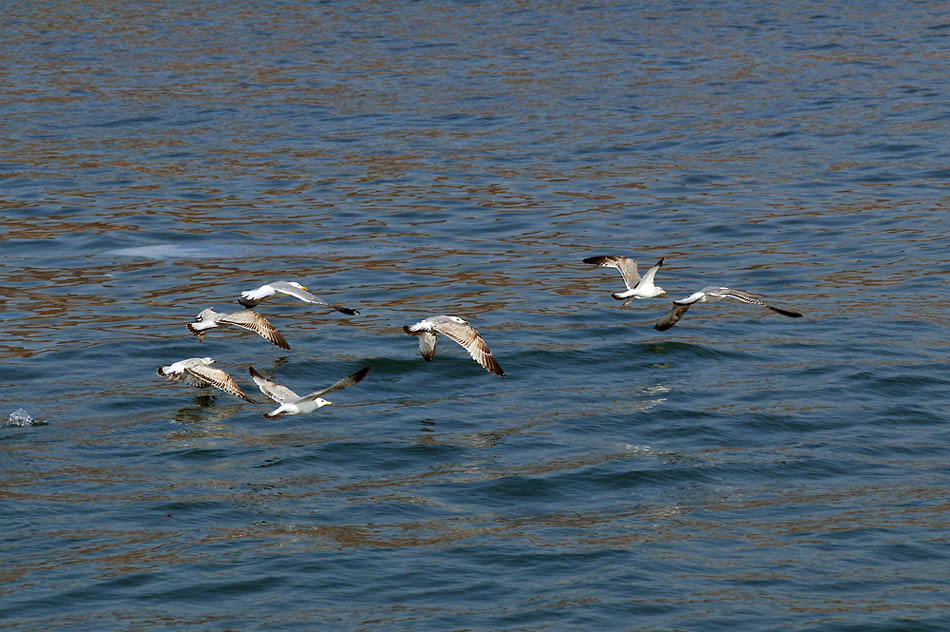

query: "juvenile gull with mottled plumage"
xmin=187 ymin=308 xmax=291 ymax=349
xmin=157 ymin=357 xmax=257 ymax=402
xmin=403 ymin=315 xmax=505 ymax=376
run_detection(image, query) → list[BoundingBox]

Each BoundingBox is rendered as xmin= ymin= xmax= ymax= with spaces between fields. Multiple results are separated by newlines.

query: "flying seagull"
xmin=157 ymin=357 xmax=257 ymax=402
xmin=403 ymin=315 xmax=505 ymax=376
xmin=238 ymin=281 xmax=359 ymax=315
xmin=583 ymin=256 xmax=666 ymax=304
xmin=654 ymin=286 xmax=803 ymax=331
xmin=187 ymin=308 xmax=291 ymax=350
xmin=249 ymin=365 xmax=371 ymax=418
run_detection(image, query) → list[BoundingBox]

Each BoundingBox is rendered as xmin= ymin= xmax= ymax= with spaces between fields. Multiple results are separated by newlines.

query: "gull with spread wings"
xmin=403 ymin=315 xmax=505 ymax=376
xmin=583 ymin=255 xmax=666 ymax=304
xmin=157 ymin=357 xmax=257 ymax=403
xmin=249 ymin=366 xmax=371 ymax=418
xmin=238 ymin=281 xmax=359 ymax=315
xmin=186 ymin=308 xmax=291 ymax=350
xmin=654 ymin=286 xmax=803 ymax=331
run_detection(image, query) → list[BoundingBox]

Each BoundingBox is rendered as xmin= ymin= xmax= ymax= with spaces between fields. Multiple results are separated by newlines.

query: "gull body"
xmin=157 ymin=357 xmax=257 ymax=402
xmin=654 ymin=286 xmax=803 ymax=331
xmin=187 ymin=308 xmax=291 ymax=349
xmin=238 ymin=281 xmax=359 ymax=315
xmin=583 ymin=256 xmax=666 ymax=304
xmin=249 ymin=366 xmax=371 ymax=418
xmin=403 ymin=315 xmax=505 ymax=376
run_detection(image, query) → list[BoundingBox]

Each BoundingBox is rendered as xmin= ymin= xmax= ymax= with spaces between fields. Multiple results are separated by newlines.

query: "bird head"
xmin=290 ymin=281 xmax=308 ymax=291
xmin=448 ymin=316 xmax=468 ymax=325
xmin=316 ymin=398 xmax=332 ymax=408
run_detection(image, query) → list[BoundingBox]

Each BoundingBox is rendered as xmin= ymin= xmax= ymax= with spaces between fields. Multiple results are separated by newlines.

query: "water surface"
xmin=1 ymin=2 xmax=948 ymax=630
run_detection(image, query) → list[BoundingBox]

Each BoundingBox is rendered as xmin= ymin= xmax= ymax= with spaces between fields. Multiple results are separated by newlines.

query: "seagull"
xmin=583 ymin=256 xmax=666 ymax=304
xmin=403 ymin=315 xmax=505 ymax=376
xmin=238 ymin=281 xmax=359 ymax=315
xmin=654 ymin=287 xmax=803 ymax=331
xmin=157 ymin=357 xmax=257 ymax=402
xmin=249 ymin=366 xmax=371 ymax=418
xmin=186 ymin=308 xmax=291 ymax=350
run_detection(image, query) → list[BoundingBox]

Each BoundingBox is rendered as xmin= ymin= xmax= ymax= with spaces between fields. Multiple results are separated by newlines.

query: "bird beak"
xmin=301 ymin=285 xmax=308 ymax=290
xmin=326 ymin=401 xmax=333 ymax=406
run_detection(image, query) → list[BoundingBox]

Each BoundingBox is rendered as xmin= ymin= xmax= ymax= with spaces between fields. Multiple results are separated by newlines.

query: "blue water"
xmin=2 ymin=2 xmax=948 ymax=630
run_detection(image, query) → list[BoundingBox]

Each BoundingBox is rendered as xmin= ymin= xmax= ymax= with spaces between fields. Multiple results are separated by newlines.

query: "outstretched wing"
xmin=583 ymin=255 xmax=640 ymax=290
xmin=639 ymin=258 xmax=665 ymax=287
xmin=249 ymin=366 xmax=300 ymax=404
xmin=654 ymin=304 xmax=691 ymax=331
xmin=272 ymin=282 xmax=359 ymax=315
xmin=719 ymin=288 xmax=803 ymax=318
xmin=220 ymin=310 xmax=291 ymax=350
xmin=300 ymin=366 xmax=372 ymax=402
xmin=672 ymin=291 xmax=707 ymax=306
xmin=186 ymin=365 xmax=257 ymax=403
xmin=434 ymin=321 xmax=505 ymax=376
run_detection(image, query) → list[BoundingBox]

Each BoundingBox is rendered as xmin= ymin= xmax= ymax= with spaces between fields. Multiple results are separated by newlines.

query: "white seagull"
xmin=583 ymin=256 xmax=666 ymax=304
xmin=249 ymin=366 xmax=371 ymax=418
xmin=157 ymin=357 xmax=257 ymax=402
xmin=654 ymin=286 xmax=803 ymax=331
xmin=403 ymin=315 xmax=505 ymax=376
xmin=238 ymin=281 xmax=359 ymax=315
xmin=186 ymin=308 xmax=291 ymax=350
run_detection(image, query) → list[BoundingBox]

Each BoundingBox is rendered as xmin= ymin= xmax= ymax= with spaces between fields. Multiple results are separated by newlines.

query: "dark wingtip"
xmin=769 ymin=306 xmax=804 ymax=318
xmin=237 ymin=297 xmax=258 ymax=308
xmin=352 ymin=366 xmax=371 ymax=383
xmin=156 ymin=367 xmax=165 ymax=376
xmin=336 ymin=305 xmax=359 ymax=315
xmin=582 ymin=256 xmax=606 ymax=264
xmin=249 ymin=366 xmax=264 ymax=378
xmin=656 ymin=257 xmax=665 ymax=267
xmin=403 ymin=325 xmax=414 ymax=335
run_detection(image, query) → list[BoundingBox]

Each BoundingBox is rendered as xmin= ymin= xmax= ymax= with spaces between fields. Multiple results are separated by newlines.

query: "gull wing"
xmin=249 ymin=366 xmax=300 ymax=404
xmin=299 ymin=366 xmax=371 ymax=402
xmin=418 ymin=331 xmax=438 ymax=360
xmin=185 ymin=365 xmax=257 ymax=403
xmin=403 ymin=324 xmax=438 ymax=360
xmin=271 ymin=282 xmax=359 ymax=315
xmin=654 ymin=304 xmax=691 ymax=331
xmin=672 ymin=291 xmax=707 ymax=306
xmin=639 ymin=258 xmax=665 ymax=287
xmin=582 ymin=255 xmax=640 ymax=290
xmin=220 ymin=310 xmax=291 ymax=350
xmin=433 ymin=321 xmax=506 ymax=376
xmin=718 ymin=288 xmax=803 ymax=318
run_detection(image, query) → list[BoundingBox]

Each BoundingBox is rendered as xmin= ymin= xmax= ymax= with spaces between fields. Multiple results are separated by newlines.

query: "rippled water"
xmin=2 ymin=2 xmax=948 ymax=630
